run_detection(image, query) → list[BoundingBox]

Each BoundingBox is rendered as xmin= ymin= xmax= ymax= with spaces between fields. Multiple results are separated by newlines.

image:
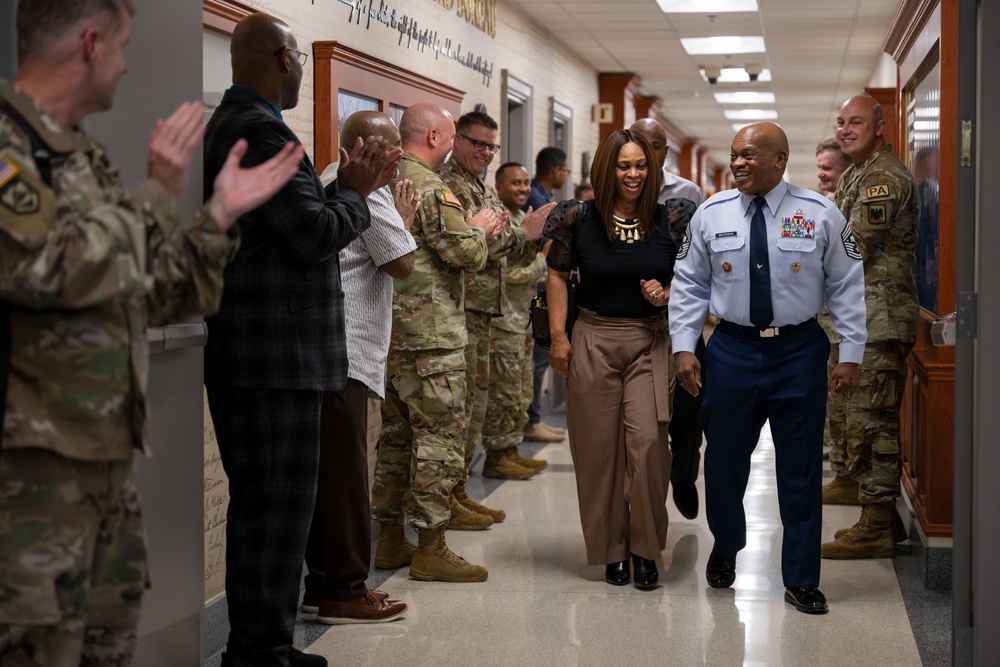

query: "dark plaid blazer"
xmin=203 ymin=87 xmax=370 ymax=391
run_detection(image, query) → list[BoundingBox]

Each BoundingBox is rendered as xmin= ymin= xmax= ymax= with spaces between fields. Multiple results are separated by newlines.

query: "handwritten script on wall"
xmin=204 ymin=389 xmax=228 ymax=600
xmin=314 ymin=0 xmax=495 ymax=86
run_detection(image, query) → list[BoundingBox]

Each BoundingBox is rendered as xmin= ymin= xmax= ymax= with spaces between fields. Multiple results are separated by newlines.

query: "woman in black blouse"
xmin=544 ymin=129 xmax=695 ymax=590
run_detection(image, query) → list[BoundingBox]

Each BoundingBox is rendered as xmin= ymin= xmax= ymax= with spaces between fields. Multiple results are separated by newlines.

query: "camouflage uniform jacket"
xmin=389 ymin=152 xmax=489 ymax=352
xmin=494 ymin=209 xmax=547 ymax=335
xmin=438 ymin=159 xmax=536 ymax=315
xmin=834 ymin=143 xmax=919 ymax=343
xmin=0 ymin=80 xmax=237 ymax=461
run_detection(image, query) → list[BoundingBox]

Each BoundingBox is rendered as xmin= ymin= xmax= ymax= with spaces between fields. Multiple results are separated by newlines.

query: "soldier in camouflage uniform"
xmin=0 ymin=1 xmax=302 ymax=662
xmin=480 ymin=163 xmax=550 ymax=482
xmin=438 ymin=113 xmax=556 ymax=524
xmin=821 ymin=94 xmax=919 ymax=559
xmin=370 ymin=103 xmax=501 ymax=582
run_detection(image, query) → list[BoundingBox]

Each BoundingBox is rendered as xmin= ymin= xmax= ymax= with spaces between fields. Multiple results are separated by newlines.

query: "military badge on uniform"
xmin=867 ymin=203 xmax=887 ymax=225
xmin=865 ymin=184 xmax=891 ymax=199
xmin=0 ymin=155 xmax=21 ymax=189
xmin=441 ymin=190 xmax=463 ymax=209
xmin=0 ymin=176 xmax=40 ymax=214
xmin=781 ymin=211 xmax=815 ymax=239
xmin=791 ymin=262 xmax=801 ymax=273
xmin=841 ymin=223 xmax=862 ymax=259
xmin=722 ymin=261 xmax=732 ymax=272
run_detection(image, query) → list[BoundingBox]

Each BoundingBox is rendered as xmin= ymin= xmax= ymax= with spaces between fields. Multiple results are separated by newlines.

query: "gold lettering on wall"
xmin=428 ymin=0 xmax=496 ymax=38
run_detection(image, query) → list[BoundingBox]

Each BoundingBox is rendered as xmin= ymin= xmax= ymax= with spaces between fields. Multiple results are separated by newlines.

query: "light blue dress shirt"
xmin=669 ymin=180 xmax=867 ymax=363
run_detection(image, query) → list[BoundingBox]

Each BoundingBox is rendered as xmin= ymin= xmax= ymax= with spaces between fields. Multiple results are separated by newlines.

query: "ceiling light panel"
xmin=714 ymin=91 xmax=776 ymax=104
xmin=700 ymin=67 xmax=772 ymax=84
xmin=681 ymin=36 xmax=766 ymax=55
xmin=657 ymin=0 xmax=759 ymax=12
xmin=723 ymin=109 xmax=778 ymax=120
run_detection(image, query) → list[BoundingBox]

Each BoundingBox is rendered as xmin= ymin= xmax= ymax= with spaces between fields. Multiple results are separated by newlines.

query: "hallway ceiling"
xmin=508 ymin=0 xmax=903 ymax=189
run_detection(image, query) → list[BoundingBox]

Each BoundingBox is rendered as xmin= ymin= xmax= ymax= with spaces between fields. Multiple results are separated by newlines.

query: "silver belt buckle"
xmin=759 ymin=327 xmax=778 ymax=338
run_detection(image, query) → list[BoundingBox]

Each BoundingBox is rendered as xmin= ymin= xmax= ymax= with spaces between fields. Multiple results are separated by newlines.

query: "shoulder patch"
xmin=0 ymin=155 xmax=21 ymax=189
xmin=441 ymin=190 xmax=463 ymax=209
xmin=676 ymin=224 xmax=692 ymax=260
xmin=865 ymin=184 xmax=891 ymax=199
xmin=841 ymin=223 xmax=862 ymax=260
xmin=1 ymin=177 xmax=40 ymax=215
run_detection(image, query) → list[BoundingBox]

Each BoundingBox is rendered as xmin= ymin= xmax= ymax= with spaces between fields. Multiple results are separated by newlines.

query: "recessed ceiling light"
xmin=681 ymin=36 xmax=766 ymax=55
xmin=657 ymin=0 xmax=759 ymax=11
xmin=714 ymin=91 xmax=776 ymax=104
xmin=701 ymin=67 xmax=772 ymax=84
xmin=723 ymin=109 xmax=778 ymax=120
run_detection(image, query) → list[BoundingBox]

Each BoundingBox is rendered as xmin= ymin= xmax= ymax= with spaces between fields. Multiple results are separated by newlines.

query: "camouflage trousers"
xmin=826 ymin=340 xmax=913 ymax=505
xmin=462 ymin=311 xmax=494 ymax=478
xmin=481 ymin=329 xmax=534 ymax=452
xmin=0 ymin=449 xmax=146 ymax=667
xmin=371 ymin=348 xmax=468 ymax=529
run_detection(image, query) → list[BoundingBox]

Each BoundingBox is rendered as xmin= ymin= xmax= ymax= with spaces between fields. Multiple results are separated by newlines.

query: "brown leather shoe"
xmin=303 ymin=589 xmax=389 ymax=613
xmin=315 ymin=590 xmax=406 ymax=624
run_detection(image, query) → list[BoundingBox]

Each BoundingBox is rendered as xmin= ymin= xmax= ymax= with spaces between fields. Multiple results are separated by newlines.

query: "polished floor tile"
xmin=304 ymin=421 xmax=924 ymax=666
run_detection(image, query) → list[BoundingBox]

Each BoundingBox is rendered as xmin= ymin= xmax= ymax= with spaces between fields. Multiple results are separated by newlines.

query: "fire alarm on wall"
xmin=592 ymin=103 xmax=613 ymax=124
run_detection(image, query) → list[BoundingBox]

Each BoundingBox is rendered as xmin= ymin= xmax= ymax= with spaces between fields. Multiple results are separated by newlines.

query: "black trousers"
xmin=207 ymin=385 xmax=321 ymax=665
xmin=669 ymin=333 xmax=705 ymax=489
xmin=304 ymin=379 xmax=372 ymax=601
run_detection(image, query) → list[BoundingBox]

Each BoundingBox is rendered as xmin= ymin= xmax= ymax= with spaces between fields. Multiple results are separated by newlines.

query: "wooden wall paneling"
xmin=203 ymin=0 xmax=255 ymax=35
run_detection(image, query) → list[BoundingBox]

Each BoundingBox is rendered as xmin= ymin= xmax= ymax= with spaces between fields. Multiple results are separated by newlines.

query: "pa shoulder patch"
xmin=841 ymin=223 xmax=862 ymax=260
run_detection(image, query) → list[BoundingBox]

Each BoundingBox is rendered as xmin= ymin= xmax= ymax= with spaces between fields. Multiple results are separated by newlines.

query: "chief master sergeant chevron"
xmin=668 ymin=122 xmax=867 ymax=615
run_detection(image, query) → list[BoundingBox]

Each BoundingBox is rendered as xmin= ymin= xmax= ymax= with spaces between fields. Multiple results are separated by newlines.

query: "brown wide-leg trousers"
xmin=566 ymin=309 xmax=674 ymax=565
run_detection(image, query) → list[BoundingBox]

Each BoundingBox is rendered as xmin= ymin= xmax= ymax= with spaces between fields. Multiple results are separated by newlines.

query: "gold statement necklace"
xmin=612 ymin=214 xmax=645 ymax=243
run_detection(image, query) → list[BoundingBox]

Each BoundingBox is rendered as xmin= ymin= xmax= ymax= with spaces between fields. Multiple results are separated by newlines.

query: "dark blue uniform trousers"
xmin=701 ymin=320 xmax=829 ymax=588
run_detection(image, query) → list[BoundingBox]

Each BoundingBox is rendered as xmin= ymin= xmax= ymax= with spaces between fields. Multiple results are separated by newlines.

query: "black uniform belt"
xmin=717 ymin=318 xmax=816 ymax=339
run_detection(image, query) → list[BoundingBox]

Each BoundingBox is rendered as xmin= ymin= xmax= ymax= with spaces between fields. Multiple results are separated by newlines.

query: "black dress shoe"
xmin=631 ymin=555 xmax=659 ymax=590
xmin=605 ymin=560 xmax=630 ymax=586
xmin=784 ymin=585 xmax=829 ymax=614
xmin=289 ymin=647 xmax=328 ymax=667
xmin=706 ymin=545 xmax=737 ymax=588
xmin=672 ymin=484 xmax=699 ymax=520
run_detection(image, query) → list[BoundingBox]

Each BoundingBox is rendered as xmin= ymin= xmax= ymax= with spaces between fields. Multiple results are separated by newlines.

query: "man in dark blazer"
xmin=202 ymin=13 xmax=399 ymax=667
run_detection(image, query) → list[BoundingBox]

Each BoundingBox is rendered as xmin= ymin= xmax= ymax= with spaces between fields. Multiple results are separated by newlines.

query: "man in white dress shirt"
xmin=668 ymin=122 xmax=867 ymax=614
xmin=303 ymin=111 xmax=416 ymax=624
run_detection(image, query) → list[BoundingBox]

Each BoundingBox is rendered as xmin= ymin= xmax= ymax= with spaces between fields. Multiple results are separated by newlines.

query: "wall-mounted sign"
xmin=428 ymin=0 xmax=497 ymax=38
xmin=330 ymin=0 xmax=494 ymax=86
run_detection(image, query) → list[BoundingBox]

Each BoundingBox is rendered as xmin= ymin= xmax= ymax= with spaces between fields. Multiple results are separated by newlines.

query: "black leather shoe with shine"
xmin=672 ymin=484 xmax=699 ymax=520
xmin=605 ymin=560 xmax=630 ymax=586
xmin=784 ymin=585 xmax=829 ymax=614
xmin=631 ymin=555 xmax=658 ymax=590
xmin=706 ymin=545 xmax=737 ymax=588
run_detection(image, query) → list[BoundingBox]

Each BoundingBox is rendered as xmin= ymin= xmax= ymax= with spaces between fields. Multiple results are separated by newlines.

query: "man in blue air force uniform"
xmin=668 ymin=122 xmax=867 ymax=615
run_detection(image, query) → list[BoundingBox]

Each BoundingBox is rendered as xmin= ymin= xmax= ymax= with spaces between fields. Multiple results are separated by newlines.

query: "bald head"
xmin=341 ymin=111 xmax=399 ymax=151
xmin=730 ymin=122 xmax=789 ymax=196
xmin=836 ymin=94 xmax=886 ymax=164
xmin=399 ymin=103 xmax=455 ymax=170
xmin=630 ymin=118 xmax=669 ymax=168
xmin=231 ymin=13 xmax=302 ymax=110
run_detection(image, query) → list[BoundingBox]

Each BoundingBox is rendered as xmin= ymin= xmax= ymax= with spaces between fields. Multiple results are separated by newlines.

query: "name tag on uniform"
xmin=715 ymin=231 xmax=737 ymax=238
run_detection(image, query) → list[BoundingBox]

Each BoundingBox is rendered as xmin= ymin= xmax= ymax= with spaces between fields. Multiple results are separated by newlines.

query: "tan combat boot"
xmin=822 ymin=474 xmax=861 ymax=505
xmin=821 ymin=504 xmax=895 ymax=559
xmin=482 ymin=448 xmax=535 ymax=480
xmin=374 ymin=524 xmax=416 ymax=569
xmin=538 ymin=422 xmax=566 ymax=438
xmin=409 ymin=526 xmax=488 ymax=582
xmin=835 ymin=504 xmax=908 ymax=543
xmin=454 ymin=482 xmax=506 ymax=523
xmin=522 ymin=422 xmax=563 ymax=443
xmin=511 ymin=445 xmax=548 ymax=471
xmin=446 ymin=494 xmax=494 ymax=530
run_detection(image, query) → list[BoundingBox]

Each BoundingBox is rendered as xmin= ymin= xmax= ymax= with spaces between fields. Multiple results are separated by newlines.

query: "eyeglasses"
xmin=275 ymin=46 xmax=308 ymax=66
xmin=458 ymin=133 xmax=501 ymax=154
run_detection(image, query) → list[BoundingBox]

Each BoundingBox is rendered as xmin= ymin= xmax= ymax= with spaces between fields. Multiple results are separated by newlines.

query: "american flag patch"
xmin=0 ymin=155 xmax=21 ymax=189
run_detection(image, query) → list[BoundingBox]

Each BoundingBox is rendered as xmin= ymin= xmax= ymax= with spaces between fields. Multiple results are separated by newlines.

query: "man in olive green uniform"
xmin=438 ymin=113 xmax=556 ymax=522
xmin=480 ymin=163 xmax=550 ymax=484
xmin=0 ymin=1 xmax=303 ymax=662
xmin=821 ymin=94 xmax=918 ymax=559
xmin=370 ymin=103 xmax=501 ymax=582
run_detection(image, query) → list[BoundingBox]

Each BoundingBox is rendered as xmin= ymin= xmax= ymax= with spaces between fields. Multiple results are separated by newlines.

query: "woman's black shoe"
xmin=605 ymin=560 xmax=630 ymax=586
xmin=632 ymin=555 xmax=659 ymax=590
